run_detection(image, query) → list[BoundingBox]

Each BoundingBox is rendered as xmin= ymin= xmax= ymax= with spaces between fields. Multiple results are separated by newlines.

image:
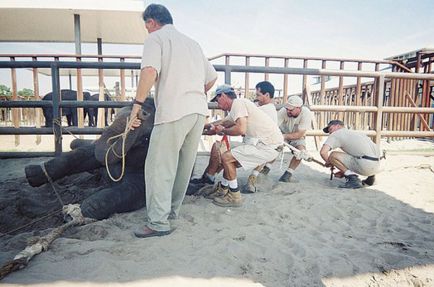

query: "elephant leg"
xmin=70 ymin=139 xmax=94 ymax=150
xmin=25 ymin=144 xmax=102 ymax=187
xmin=81 ymin=171 xmax=145 ymax=220
xmin=72 ymin=108 xmax=78 ymax=126
xmin=104 ymin=108 xmax=109 ymax=126
xmin=43 ymin=107 xmax=53 ymax=127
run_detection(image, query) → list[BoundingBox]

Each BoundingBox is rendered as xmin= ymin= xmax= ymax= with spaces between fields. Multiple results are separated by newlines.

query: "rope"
xmin=41 ymin=163 xmax=65 ymax=207
xmin=104 ymin=116 xmax=132 ymax=182
xmin=52 ymin=118 xmax=79 ymax=140
xmin=0 ymin=208 xmax=62 ymax=238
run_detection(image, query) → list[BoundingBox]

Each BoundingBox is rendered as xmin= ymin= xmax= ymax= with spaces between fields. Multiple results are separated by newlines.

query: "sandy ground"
xmin=0 ymin=137 xmax=434 ymax=287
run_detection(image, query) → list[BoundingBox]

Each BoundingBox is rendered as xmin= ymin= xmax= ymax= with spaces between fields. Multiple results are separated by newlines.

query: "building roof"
xmin=0 ymin=0 xmax=147 ymax=44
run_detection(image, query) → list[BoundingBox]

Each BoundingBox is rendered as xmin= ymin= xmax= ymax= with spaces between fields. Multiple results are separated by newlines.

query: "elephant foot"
xmin=25 ymin=164 xmax=48 ymax=187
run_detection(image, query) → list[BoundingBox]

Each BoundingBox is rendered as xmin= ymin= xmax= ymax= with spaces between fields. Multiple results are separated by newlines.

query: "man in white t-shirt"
xmin=320 ymin=120 xmax=381 ymax=189
xmin=243 ymin=81 xmax=278 ymax=193
xmin=128 ymin=4 xmax=217 ymax=238
xmin=277 ymin=96 xmax=314 ymax=182
xmin=193 ymin=84 xmax=283 ymax=207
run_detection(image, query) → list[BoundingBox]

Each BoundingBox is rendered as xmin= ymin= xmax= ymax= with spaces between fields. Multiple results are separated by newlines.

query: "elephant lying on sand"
xmin=25 ymin=98 xmax=155 ymax=220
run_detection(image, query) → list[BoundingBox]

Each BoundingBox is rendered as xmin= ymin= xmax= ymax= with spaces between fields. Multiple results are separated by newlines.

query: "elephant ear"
xmin=94 ymin=106 xmax=144 ymax=165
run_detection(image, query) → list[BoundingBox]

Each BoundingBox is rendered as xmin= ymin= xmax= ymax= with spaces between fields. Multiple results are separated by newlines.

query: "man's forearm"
xmin=134 ymin=67 xmax=157 ymax=103
xmin=283 ymin=130 xmax=305 ymax=141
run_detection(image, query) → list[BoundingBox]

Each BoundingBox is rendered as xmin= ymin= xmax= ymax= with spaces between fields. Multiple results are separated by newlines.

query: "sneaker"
xmin=362 ymin=175 xmax=376 ymax=186
xmin=339 ymin=174 xmax=363 ymax=189
xmin=260 ymin=165 xmax=271 ymax=175
xmin=204 ymin=182 xmax=229 ymax=199
xmin=213 ymin=188 xmax=242 ymax=207
xmin=279 ymin=171 xmax=292 ymax=183
xmin=242 ymin=174 xmax=257 ymax=194
xmin=186 ymin=174 xmax=215 ymax=196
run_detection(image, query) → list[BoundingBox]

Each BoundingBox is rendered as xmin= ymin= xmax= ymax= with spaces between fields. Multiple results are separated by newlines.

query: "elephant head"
xmin=94 ymin=98 xmax=156 ymax=165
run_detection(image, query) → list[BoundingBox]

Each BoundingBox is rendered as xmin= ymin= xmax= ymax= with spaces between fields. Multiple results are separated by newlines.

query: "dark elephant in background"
xmin=25 ymin=98 xmax=155 ymax=220
xmin=85 ymin=93 xmax=113 ymax=127
xmin=42 ymin=89 xmax=91 ymax=127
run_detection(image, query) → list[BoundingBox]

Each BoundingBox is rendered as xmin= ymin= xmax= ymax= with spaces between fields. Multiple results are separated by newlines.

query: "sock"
xmin=228 ymin=179 xmax=238 ymax=189
xmin=344 ymin=170 xmax=357 ymax=176
xmin=252 ymin=170 xmax=260 ymax=177
xmin=221 ymin=177 xmax=228 ymax=187
xmin=265 ymin=163 xmax=272 ymax=169
xmin=206 ymin=173 xmax=215 ymax=182
xmin=286 ymin=168 xmax=295 ymax=174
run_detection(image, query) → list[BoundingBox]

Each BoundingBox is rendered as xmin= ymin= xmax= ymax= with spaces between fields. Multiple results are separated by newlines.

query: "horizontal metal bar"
xmin=382 ymin=107 xmax=434 ymax=113
xmin=0 ymin=100 xmax=220 ymax=109
xmin=0 ymin=127 xmax=104 ymax=135
xmin=0 ymin=152 xmax=55 ymax=159
xmin=0 ymin=61 xmax=139 ymax=69
xmin=306 ymin=130 xmax=434 ymax=137
xmin=2 ymin=61 xmax=434 ymax=80
xmin=214 ymin=65 xmax=434 ymax=80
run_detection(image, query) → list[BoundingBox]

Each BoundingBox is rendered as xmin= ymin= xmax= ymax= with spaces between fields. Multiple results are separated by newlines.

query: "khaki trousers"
xmin=145 ymin=113 xmax=205 ymax=231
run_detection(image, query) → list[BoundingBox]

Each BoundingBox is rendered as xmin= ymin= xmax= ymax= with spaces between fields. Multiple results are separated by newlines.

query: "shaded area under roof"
xmin=0 ymin=0 xmax=147 ymax=44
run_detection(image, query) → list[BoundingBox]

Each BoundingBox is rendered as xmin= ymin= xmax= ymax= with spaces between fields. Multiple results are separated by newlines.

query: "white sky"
xmin=1 ymin=0 xmax=433 ymax=95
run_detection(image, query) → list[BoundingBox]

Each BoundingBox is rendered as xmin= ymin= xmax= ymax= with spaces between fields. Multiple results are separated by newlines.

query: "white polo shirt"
xmin=140 ymin=24 xmax=217 ymax=125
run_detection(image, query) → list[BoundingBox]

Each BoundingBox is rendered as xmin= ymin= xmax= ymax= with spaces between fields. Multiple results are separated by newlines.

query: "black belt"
xmin=355 ymin=155 xmax=380 ymax=161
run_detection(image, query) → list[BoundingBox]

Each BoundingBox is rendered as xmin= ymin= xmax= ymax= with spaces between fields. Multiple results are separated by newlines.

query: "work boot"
xmin=186 ymin=174 xmax=215 ymax=196
xmin=205 ymin=182 xmax=229 ymax=199
xmin=242 ymin=174 xmax=257 ymax=194
xmin=260 ymin=165 xmax=271 ymax=175
xmin=279 ymin=171 xmax=292 ymax=183
xmin=362 ymin=175 xmax=376 ymax=186
xmin=339 ymin=174 xmax=363 ymax=189
xmin=213 ymin=188 xmax=242 ymax=207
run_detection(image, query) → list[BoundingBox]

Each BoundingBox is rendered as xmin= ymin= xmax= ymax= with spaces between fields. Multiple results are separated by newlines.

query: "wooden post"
xmin=405 ymin=91 xmax=431 ymax=131
xmin=32 ymin=57 xmax=41 ymax=145
xmin=283 ymin=58 xmax=290 ymax=104
xmin=244 ymin=56 xmax=250 ymax=99
xmin=264 ymin=57 xmax=270 ymax=81
xmin=302 ymin=59 xmax=307 ymax=103
xmin=76 ymin=57 xmax=84 ymax=134
xmin=355 ymin=62 xmax=362 ymax=129
xmin=97 ymin=38 xmax=105 ymax=128
xmin=10 ymin=57 xmax=20 ymax=146
xmin=319 ymin=60 xmax=326 ymax=130
xmin=338 ymin=61 xmax=344 ymax=120
xmin=120 ymin=58 xmax=126 ymax=101
xmin=375 ymin=75 xmax=385 ymax=147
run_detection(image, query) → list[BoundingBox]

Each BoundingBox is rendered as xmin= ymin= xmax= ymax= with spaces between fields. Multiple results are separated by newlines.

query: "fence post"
xmin=375 ymin=75 xmax=385 ymax=148
xmin=51 ymin=63 xmax=62 ymax=156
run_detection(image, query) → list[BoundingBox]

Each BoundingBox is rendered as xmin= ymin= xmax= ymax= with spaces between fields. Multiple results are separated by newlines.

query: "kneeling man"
xmin=320 ymin=120 xmax=381 ymax=189
xmin=202 ymin=85 xmax=283 ymax=206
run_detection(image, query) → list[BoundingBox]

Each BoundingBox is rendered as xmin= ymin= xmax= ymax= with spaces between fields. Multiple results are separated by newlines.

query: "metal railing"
xmin=1 ymin=57 xmax=434 ymax=158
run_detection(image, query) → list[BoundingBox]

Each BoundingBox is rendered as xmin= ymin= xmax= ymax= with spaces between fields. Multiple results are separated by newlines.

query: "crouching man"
xmin=198 ymin=84 xmax=283 ymax=207
xmin=320 ymin=120 xmax=381 ymax=189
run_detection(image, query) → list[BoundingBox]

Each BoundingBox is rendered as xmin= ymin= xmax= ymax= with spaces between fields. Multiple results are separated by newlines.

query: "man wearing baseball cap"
xmin=276 ymin=95 xmax=314 ymax=182
xmin=191 ymin=84 xmax=283 ymax=207
xmin=320 ymin=120 xmax=380 ymax=188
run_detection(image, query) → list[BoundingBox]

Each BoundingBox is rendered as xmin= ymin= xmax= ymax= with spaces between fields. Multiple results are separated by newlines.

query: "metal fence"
xmin=0 ymin=57 xmax=433 ymax=158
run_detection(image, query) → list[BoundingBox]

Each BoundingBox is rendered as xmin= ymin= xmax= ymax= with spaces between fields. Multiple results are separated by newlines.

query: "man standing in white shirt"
xmin=129 ymin=4 xmax=217 ymax=238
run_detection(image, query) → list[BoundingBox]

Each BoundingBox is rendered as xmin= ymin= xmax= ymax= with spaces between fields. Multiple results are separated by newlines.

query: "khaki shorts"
xmin=231 ymin=142 xmax=279 ymax=171
xmin=340 ymin=154 xmax=380 ymax=176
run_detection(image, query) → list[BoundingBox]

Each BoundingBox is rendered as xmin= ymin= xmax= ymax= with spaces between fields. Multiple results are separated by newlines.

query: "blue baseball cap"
xmin=210 ymin=84 xmax=235 ymax=102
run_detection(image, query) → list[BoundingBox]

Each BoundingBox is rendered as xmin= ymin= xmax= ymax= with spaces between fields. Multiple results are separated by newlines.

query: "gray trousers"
xmin=145 ymin=113 xmax=205 ymax=231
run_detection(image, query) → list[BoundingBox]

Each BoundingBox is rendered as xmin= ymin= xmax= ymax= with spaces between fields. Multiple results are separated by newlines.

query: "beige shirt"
xmin=141 ymin=25 xmax=217 ymax=125
xmin=259 ymin=103 xmax=278 ymax=123
xmin=229 ymin=99 xmax=283 ymax=146
xmin=277 ymin=106 xmax=313 ymax=134
xmin=324 ymin=128 xmax=380 ymax=158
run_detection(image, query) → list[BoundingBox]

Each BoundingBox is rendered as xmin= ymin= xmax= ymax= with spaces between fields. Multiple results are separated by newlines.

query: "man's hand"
xmin=128 ymin=104 xmax=142 ymax=130
xmin=203 ymin=123 xmax=216 ymax=135
xmin=214 ymin=124 xmax=225 ymax=135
